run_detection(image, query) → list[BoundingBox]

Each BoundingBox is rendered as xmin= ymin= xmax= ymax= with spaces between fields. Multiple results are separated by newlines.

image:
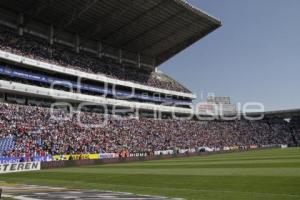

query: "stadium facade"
xmin=0 ymin=0 xmax=221 ymax=116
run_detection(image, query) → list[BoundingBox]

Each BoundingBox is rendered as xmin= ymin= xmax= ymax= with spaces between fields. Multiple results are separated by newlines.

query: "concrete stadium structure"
xmin=0 ymin=0 xmax=221 ymax=116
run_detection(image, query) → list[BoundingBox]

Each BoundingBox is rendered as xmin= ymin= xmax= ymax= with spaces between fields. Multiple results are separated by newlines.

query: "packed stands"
xmin=0 ymin=25 xmax=190 ymax=93
xmin=0 ymin=1 xmax=297 ymax=167
xmin=290 ymin=117 xmax=300 ymax=145
xmin=0 ymin=103 xmax=294 ymax=161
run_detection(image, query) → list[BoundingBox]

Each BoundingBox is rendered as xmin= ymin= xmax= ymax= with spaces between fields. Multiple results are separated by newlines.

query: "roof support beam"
xmin=22 ymin=0 xmax=53 ymax=27
xmin=152 ymin=58 xmax=156 ymax=68
xmin=125 ymin=12 xmax=191 ymax=51
xmin=156 ymin=33 xmax=205 ymax=65
xmin=78 ymin=1 xmax=135 ymax=47
xmin=141 ymin=19 xmax=207 ymax=53
xmin=75 ymin=34 xmax=80 ymax=53
xmin=101 ymin=0 xmax=170 ymax=42
xmin=118 ymin=49 xmax=123 ymax=64
xmin=119 ymin=11 xmax=185 ymax=48
xmin=84 ymin=0 xmax=136 ymax=39
xmin=66 ymin=0 xmax=98 ymax=27
xmin=18 ymin=13 xmax=24 ymax=36
xmin=154 ymin=24 xmax=218 ymax=65
xmin=49 ymin=24 xmax=54 ymax=45
xmin=97 ymin=41 xmax=103 ymax=58
xmin=137 ymin=54 xmax=141 ymax=68
xmin=53 ymin=0 xmax=99 ymax=39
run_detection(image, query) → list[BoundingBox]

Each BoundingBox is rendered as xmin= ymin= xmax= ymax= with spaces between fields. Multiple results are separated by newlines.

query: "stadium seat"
xmin=0 ymin=137 xmax=15 ymax=154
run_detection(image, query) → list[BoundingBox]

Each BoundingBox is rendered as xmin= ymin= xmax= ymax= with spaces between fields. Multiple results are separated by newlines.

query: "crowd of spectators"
xmin=0 ymin=103 xmax=295 ymax=159
xmin=290 ymin=117 xmax=300 ymax=144
xmin=0 ymin=25 xmax=190 ymax=93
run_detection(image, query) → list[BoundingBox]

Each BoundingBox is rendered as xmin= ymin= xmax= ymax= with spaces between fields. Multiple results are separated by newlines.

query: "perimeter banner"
xmin=52 ymin=154 xmax=99 ymax=161
xmin=0 ymin=162 xmax=41 ymax=174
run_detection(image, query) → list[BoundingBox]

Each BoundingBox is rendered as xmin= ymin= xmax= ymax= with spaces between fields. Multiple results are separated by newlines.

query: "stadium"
xmin=0 ymin=0 xmax=300 ymax=200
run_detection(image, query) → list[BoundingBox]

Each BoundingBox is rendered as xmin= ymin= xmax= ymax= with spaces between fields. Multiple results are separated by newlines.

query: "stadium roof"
xmin=247 ymin=109 xmax=300 ymax=119
xmin=0 ymin=0 xmax=221 ymax=66
xmin=263 ymin=109 xmax=300 ymax=119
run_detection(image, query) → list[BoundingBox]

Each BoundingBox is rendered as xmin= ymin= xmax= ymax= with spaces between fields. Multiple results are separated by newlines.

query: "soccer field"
xmin=1 ymin=148 xmax=300 ymax=200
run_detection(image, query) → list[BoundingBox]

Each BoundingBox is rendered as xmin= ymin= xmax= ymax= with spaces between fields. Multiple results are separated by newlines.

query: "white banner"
xmin=0 ymin=162 xmax=41 ymax=174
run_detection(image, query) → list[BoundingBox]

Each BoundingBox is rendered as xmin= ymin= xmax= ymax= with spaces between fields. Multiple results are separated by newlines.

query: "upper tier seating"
xmin=0 ymin=25 xmax=191 ymax=93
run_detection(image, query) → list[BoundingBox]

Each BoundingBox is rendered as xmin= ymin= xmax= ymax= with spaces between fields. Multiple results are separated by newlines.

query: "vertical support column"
xmin=97 ymin=41 xmax=102 ymax=58
xmin=49 ymin=25 xmax=54 ymax=45
xmin=75 ymin=34 xmax=80 ymax=53
xmin=152 ymin=58 xmax=156 ymax=69
xmin=119 ymin=49 xmax=122 ymax=64
xmin=18 ymin=13 xmax=24 ymax=36
xmin=137 ymin=53 xmax=141 ymax=68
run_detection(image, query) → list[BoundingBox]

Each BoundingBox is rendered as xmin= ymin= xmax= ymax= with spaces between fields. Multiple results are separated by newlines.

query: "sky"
xmin=160 ymin=0 xmax=300 ymax=111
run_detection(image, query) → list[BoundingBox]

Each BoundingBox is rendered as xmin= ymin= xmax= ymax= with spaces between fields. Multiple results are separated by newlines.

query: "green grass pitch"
xmin=1 ymin=148 xmax=300 ymax=200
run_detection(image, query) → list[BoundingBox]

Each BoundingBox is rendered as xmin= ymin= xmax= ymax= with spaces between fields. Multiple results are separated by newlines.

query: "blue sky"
xmin=160 ymin=0 xmax=300 ymax=111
